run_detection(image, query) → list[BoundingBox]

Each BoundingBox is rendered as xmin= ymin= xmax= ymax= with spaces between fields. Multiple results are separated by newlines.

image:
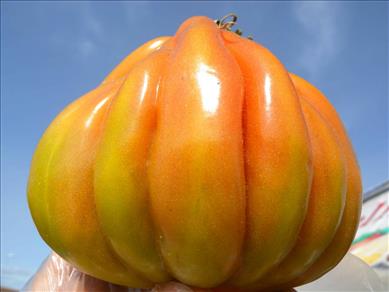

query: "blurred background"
xmin=1 ymin=1 xmax=388 ymax=290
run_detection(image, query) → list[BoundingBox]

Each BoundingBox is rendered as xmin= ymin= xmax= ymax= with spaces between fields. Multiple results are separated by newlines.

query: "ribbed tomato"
xmin=27 ymin=15 xmax=362 ymax=291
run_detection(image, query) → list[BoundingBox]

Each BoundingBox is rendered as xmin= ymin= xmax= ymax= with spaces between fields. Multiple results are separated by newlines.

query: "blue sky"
xmin=1 ymin=1 xmax=388 ymax=289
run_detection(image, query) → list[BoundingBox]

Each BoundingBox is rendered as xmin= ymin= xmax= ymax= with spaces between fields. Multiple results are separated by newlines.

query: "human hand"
xmin=22 ymin=253 xmax=204 ymax=292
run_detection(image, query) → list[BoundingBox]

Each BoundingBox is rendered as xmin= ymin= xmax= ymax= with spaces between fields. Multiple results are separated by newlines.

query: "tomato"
xmin=28 ymin=16 xmax=362 ymax=290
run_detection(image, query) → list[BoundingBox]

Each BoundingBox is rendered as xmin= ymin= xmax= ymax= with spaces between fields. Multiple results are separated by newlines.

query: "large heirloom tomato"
xmin=28 ymin=15 xmax=362 ymax=291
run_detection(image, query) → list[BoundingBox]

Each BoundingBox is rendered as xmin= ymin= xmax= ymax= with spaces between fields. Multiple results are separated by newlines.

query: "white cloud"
xmin=82 ymin=3 xmax=104 ymax=40
xmin=293 ymin=2 xmax=342 ymax=77
xmin=78 ymin=39 xmax=96 ymax=57
xmin=121 ymin=1 xmax=152 ymax=25
xmin=49 ymin=3 xmax=104 ymax=58
xmin=73 ymin=3 xmax=104 ymax=57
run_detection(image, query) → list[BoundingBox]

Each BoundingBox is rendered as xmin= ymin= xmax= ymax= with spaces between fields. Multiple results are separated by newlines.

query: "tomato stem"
xmin=215 ymin=13 xmax=253 ymax=40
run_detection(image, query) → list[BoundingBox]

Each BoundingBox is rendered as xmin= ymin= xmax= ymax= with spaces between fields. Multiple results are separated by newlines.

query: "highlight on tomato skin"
xmin=27 ymin=14 xmax=362 ymax=291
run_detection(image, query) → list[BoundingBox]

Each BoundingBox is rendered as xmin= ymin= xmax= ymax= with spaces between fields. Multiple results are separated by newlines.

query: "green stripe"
xmin=352 ymin=227 xmax=389 ymax=244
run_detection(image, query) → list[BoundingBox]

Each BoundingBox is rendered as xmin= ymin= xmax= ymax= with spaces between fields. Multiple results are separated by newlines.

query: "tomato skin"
xmin=284 ymin=74 xmax=363 ymax=289
xmin=148 ymin=18 xmax=246 ymax=287
xmin=27 ymin=16 xmax=361 ymax=290
xmin=223 ymin=31 xmax=312 ymax=287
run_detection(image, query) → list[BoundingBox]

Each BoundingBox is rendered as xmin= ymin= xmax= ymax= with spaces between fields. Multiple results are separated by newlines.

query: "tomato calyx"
xmin=215 ymin=13 xmax=253 ymax=40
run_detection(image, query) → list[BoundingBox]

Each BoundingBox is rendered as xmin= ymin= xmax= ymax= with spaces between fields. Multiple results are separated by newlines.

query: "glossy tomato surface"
xmin=28 ymin=16 xmax=362 ymax=291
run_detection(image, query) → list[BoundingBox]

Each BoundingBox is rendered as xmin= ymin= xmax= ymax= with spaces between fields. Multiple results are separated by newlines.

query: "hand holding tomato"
xmin=23 ymin=253 xmax=202 ymax=292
